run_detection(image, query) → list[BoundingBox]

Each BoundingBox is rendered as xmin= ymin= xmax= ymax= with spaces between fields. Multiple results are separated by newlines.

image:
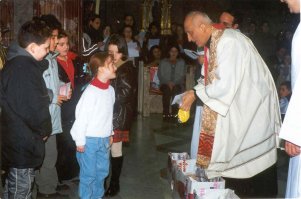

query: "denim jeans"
xmin=3 ymin=168 xmax=35 ymax=199
xmin=76 ymin=137 xmax=110 ymax=199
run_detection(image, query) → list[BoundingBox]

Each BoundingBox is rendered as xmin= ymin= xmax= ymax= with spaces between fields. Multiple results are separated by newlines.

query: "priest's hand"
xmin=180 ymin=90 xmax=196 ymax=111
xmin=285 ymin=141 xmax=301 ymax=157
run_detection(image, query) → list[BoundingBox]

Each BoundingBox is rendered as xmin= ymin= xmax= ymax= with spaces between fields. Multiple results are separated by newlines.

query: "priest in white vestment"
xmin=278 ymin=0 xmax=301 ymax=198
xmin=182 ymin=11 xmax=281 ymax=197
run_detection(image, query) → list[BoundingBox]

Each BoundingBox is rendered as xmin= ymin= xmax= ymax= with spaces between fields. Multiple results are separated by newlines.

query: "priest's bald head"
xmin=184 ymin=11 xmax=213 ymax=47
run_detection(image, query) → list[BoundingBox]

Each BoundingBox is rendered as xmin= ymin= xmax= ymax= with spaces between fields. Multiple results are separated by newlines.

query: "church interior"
xmin=0 ymin=0 xmax=299 ymax=198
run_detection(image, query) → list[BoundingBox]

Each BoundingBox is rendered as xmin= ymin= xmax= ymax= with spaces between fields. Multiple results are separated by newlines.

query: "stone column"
xmin=140 ymin=0 xmax=152 ymax=32
xmin=137 ymin=61 xmax=144 ymax=114
xmin=95 ymin=0 xmax=100 ymax=14
xmin=14 ymin=0 xmax=33 ymax=37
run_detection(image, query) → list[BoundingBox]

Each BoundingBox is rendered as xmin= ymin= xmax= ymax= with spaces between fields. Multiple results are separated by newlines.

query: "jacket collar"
xmin=47 ymin=51 xmax=59 ymax=59
xmin=90 ymin=78 xmax=110 ymax=89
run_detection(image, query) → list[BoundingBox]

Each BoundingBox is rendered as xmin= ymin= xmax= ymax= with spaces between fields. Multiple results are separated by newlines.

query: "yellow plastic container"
xmin=178 ymin=109 xmax=190 ymax=123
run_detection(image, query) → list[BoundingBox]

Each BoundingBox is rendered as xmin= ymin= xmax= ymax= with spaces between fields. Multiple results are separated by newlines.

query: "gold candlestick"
xmin=141 ymin=0 xmax=152 ymax=32
xmin=95 ymin=0 xmax=100 ymax=15
xmin=160 ymin=0 xmax=172 ymax=35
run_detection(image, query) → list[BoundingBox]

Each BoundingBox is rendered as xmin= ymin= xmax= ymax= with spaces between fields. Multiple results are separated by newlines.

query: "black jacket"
xmin=0 ymin=42 xmax=52 ymax=169
xmin=84 ymin=26 xmax=103 ymax=45
xmin=111 ymin=61 xmax=136 ymax=131
xmin=57 ymin=55 xmax=90 ymax=125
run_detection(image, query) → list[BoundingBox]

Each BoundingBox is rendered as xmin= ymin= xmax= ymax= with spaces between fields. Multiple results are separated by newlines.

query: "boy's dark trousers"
xmin=3 ymin=168 xmax=35 ymax=199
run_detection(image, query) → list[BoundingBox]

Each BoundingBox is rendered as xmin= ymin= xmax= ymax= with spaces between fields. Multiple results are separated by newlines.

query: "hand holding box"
xmin=59 ymin=82 xmax=71 ymax=99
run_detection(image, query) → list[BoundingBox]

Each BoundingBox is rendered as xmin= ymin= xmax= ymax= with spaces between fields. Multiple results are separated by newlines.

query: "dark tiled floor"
xmin=31 ymin=113 xmax=289 ymax=199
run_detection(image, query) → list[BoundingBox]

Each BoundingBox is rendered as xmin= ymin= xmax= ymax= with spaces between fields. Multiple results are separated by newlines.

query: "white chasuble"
xmin=195 ymin=29 xmax=281 ymax=179
xmin=279 ymin=20 xmax=301 ymax=198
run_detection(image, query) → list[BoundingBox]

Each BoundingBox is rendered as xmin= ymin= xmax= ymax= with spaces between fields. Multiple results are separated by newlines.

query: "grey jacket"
xmin=158 ymin=58 xmax=186 ymax=85
xmin=42 ymin=52 xmax=62 ymax=135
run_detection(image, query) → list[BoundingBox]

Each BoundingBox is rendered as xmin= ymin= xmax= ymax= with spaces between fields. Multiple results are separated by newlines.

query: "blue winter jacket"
xmin=42 ymin=52 xmax=63 ymax=135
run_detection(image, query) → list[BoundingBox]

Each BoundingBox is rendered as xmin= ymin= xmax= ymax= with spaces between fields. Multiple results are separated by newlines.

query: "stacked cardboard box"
xmin=167 ymin=152 xmax=239 ymax=199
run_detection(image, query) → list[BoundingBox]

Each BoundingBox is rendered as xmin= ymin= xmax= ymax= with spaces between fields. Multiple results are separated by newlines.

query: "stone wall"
xmin=13 ymin=0 xmax=33 ymax=37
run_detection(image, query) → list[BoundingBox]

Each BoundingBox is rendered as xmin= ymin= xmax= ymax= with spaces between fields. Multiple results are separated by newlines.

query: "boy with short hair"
xmin=0 ymin=19 xmax=52 ymax=198
xmin=35 ymin=14 xmax=70 ymax=198
xmin=71 ymin=52 xmax=116 ymax=199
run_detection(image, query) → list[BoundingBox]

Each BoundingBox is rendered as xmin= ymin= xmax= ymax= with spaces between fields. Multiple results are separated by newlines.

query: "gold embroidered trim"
xmin=197 ymin=28 xmax=224 ymax=168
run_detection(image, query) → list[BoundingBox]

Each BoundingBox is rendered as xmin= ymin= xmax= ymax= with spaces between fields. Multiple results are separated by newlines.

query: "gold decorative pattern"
xmin=197 ymin=28 xmax=224 ymax=168
xmin=160 ymin=0 xmax=172 ymax=35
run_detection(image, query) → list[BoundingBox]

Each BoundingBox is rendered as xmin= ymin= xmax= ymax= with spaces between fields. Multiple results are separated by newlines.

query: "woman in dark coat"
xmin=55 ymin=30 xmax=90 ymax=182
xmin=104 ymin=34 xmax=136 ymax=197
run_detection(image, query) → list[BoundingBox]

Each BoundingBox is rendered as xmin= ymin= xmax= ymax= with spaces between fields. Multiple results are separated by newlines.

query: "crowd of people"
xmin=0 ymin=0 xmax=300 ymax=198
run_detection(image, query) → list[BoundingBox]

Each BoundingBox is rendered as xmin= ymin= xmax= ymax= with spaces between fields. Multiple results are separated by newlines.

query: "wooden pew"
xmin=138 ymin=62 xmax=195 ymax=117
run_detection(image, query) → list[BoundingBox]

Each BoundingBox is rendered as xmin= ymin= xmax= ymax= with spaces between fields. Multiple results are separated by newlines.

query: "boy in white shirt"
xmin=71 ymin=52 xmax=116 ymax=199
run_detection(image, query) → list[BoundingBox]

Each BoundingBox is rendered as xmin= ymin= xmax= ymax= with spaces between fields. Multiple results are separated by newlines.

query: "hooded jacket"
xmin=42 ymin=52 xmax=62 ymax=135
xmin=0 ymin=42 xmax=52 ymax=169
